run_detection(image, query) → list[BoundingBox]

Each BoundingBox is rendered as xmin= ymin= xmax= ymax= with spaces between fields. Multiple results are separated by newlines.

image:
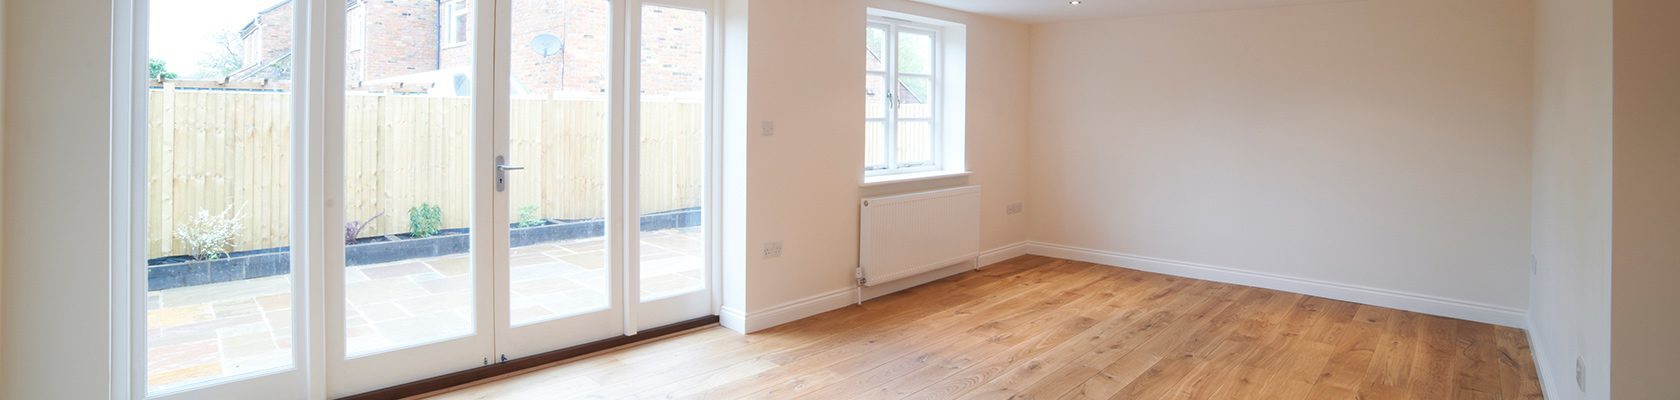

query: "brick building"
xmin=233 ymin=0 xmax=706 ymax=98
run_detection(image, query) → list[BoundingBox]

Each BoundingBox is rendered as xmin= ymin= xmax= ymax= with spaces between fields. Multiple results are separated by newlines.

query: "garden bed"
xmin=146 ymin=208 xmax=701 ymax=291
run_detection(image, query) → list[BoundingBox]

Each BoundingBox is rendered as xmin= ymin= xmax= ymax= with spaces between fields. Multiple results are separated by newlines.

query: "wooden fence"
xmin=146 ymin=86 xmax=703 ymax=258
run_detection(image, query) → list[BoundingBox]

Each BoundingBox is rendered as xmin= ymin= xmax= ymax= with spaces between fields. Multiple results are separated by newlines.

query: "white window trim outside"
xmin=442 ymin=0 xmax=470 ymax=48
xmin=863 ymin=9 xmax=966 ymax=184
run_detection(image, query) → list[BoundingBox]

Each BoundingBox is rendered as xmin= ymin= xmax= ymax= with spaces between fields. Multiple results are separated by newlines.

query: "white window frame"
xmin=862 ymin=9 xmax=965 ymax=186
xmin=442 ymin=0 xmax=471 ymax=48
xmin=865 ymin=17 xmax=942 ymax=177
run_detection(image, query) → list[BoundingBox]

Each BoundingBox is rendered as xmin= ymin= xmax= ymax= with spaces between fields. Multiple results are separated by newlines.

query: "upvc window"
xmin=442 ymin=0 xmax=470 ymax=47
xmin=865 ymin=17 xmax=944 ymax=176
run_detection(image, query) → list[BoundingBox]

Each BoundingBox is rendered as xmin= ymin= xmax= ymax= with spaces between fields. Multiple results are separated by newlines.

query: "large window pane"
xmin=895 ymin=120 xmax=934 ymax=167
xmin=639 ymin=5 xmax=708 ymax=301
xmin=866 ymin=26 xmax=887 ymax=72
xmin=897 ymin=30 xmax=933 ymax=74
xmin=897 ymin=76 xmax=933 ymax=119
xmin=145 ymin=0 xmax=295 ymax=393
xmin=342 ymin=0 xmax=476 ymax=357
xmin=507 ymin=0 xmax=613 ymax=327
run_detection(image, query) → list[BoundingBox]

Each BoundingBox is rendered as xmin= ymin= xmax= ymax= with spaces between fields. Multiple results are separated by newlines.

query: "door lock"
xmin=496 ymin=155 xmax=525 ymax=192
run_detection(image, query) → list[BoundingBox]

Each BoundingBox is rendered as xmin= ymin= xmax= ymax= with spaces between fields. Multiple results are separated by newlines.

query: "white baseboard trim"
xmin=978 ymin=241 xmax=1032 ymax=267
xmin=725 ymin=288 xmax=857 ymax=333
xmin=727 ymin=242 xmax=1033 ymax=333
xmin=1525 ymin=316 xmax=1564 ymax=399
xmin=1024 ymin=242 xmax=1529 ymax=328
xmin=718 ymin=306 xmax=748 ymax=333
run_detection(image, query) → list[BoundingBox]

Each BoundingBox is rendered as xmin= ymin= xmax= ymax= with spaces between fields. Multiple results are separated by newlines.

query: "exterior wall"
xmin=239 ymin=0 xmax=703 ymax=96
xmin=257 ymin=2 xmax=293 ymax=65
xmin=363 ymin=0 xmax=440 ymax=82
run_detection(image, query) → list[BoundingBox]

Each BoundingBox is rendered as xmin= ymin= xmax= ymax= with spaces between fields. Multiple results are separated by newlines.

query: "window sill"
xmin=861 ymin=170 xmax=971 ymax=187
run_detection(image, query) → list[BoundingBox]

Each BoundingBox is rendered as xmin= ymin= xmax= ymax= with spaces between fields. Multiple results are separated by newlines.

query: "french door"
xmin=130 ymin=0 xmax=714 ymax=398
xmin=325 ymin=0 xmax=714 ymax=396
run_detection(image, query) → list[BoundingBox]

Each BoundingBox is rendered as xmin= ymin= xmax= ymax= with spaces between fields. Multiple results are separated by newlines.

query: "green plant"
xmin=148 ymin=58 xmax=178 ymax=80
xmin=516 ymin=205 xmax=544 ymax=228
xmin=408 ymin=203 xmax=444 ymax=238
xmin=175 ymin=204 xmax=245 ymax=261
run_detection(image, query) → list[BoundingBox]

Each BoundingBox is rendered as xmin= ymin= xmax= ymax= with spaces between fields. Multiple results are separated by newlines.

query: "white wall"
xmin=1610 ymin=1 xmax=1680 ymax=398
xmin=723 ymin=0 xmax=1030 ymax=326
xmin=1025 ymin=0 xmax=1536 ymax=322
xmin=1528 ymin=0 xmax=1613 ymax=398
xmin=2 ymin=0 xmax=115 ymax=398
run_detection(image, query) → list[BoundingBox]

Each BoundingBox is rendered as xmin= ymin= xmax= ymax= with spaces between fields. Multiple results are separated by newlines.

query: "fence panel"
xmin=146 ymin=87 xmax=702 ymax=258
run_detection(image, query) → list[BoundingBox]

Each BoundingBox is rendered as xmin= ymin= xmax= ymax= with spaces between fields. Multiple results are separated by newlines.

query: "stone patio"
xmin=146 ymin=227 xmax=704 ymax=393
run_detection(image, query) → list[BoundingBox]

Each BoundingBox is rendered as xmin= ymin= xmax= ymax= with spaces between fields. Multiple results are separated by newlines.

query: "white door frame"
xmin=322 ymin=0 xmax=501 ymax=395
xmin=110 ymin=0 xmax=722 ymax=397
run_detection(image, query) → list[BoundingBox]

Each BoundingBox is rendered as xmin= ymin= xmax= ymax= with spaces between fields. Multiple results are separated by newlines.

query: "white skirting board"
xmin=723 ymin=240 xmax=1526 ymax=333
xmin=1024 ymin=242 xmax=1528 ymax=328
xmin=1525 ymin=316 xmax=1564 ymax=400
xmin=720 ymin=242 xmax=1030 ymax=333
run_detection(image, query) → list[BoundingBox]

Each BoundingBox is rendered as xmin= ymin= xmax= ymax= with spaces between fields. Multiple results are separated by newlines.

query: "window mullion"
xmin=884 ymin=23 xmax=899 ymax=172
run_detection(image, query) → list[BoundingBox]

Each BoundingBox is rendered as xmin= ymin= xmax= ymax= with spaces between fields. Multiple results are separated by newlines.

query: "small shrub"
xmin=175 ymin=205 xmax=246 ymax=261
xmin=408 ymin=203 xmax=444 ymax=238
xmin=516 ymin=205 xmax=544 ymax=228
xmin=345 ymin=211 xmax=385 ymax=245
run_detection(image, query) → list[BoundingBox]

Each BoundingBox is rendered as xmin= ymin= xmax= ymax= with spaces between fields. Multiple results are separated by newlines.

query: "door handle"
xmin=495 ymin=156 xmax=523 ymax=192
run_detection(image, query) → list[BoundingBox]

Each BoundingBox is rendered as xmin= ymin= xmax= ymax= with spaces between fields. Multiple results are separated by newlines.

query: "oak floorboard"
xmin=416 ymin=255 xmax=1545 ymax=400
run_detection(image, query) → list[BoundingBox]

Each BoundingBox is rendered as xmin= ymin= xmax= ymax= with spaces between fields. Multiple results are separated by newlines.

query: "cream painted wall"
xmin=1026 ymin=0 xmax=1536 ymax=313
xmin=729 ymin=0 xmax=1030 ymax=314
xmin=1529 ymin=0 xmax=1613 ymax=398
xmin=2 ymin=0 xmax=115 ymax=398
xmin=1610 ymin=1 xmax=1680 ymax=398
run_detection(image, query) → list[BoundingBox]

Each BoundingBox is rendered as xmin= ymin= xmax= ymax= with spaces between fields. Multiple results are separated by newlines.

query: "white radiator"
xmin=858 ymin=185 xmax=982 ymax=287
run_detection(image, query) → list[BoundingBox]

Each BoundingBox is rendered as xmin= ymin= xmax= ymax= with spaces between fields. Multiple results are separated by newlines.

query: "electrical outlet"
xmin=763 ymin=241 xmax=783 ymax=259
xmin=1576 ymin=356 xmax=1587 ymax=391
xmin=760 ymin=120 xmax=776 ymax=136
xmin=1006 ymin=202 xmax=1024 ymax=215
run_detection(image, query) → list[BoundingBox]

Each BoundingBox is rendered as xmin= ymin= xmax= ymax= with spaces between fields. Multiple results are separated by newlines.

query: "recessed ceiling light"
xmin=1069 ymin=1 xmax=1082 ymax=4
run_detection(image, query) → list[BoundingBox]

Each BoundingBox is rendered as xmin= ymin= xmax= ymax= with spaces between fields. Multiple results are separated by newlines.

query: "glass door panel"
xmin=340 ymin=0 xmax=478 ymax=358
xmin=329 ymin=0 xmax=494 ymax=396
xmin=493 ymin=0 xmax=626 ymax=360
xmin=144 ymin=0 xmax=296 ymax=395
xmin=636 ymin=2 xmax=712 ymax=329
xmin=504 ymin=0 xmax=614 ymax=327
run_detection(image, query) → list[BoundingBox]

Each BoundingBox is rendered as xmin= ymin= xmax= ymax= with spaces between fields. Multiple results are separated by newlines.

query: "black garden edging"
xmin=146 ymin=208 xmax=700 ymax=291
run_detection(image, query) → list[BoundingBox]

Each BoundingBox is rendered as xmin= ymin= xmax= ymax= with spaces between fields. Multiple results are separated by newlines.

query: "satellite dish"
xmin=530 ymin=33 xmax=563 ymax=58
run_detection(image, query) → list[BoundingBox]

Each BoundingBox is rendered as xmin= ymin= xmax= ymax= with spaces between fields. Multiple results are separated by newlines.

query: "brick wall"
xmin=235 ymin=0 xmax=706 ymax=96
xmin=363 ymin=0 xmax=441 ymax=82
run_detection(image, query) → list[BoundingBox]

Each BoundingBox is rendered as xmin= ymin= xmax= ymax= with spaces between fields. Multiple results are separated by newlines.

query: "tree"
xmin=149 ymin=58 xmax=178 ymax=80
xmin=197 ymin=28 xmax=246 ymax=79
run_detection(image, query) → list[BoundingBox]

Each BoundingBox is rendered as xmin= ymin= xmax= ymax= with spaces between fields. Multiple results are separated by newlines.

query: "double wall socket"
xmin=763 ymin=241 xmax=783 ymax=258
xmin=1006 ymin=202 xmax=1024 ymax=215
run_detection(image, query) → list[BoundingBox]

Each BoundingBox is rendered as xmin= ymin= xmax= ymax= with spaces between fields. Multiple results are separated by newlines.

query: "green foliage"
xmin=408 ymin=203 xmax=444 ymax=238
xmin=515 ymin=205 xmax=544 ymax=228
xmin=198 ymin=28 xmax=246 ymax=78
xmin=149 ymin=58 xmax=179 ymax=80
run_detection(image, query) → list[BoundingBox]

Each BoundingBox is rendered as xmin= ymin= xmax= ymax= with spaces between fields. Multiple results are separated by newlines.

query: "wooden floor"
xmin=419 ymin=256 xmax=1544 ymax=400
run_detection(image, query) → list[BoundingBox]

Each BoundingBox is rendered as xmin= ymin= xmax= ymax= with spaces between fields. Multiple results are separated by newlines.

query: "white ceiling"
xmin=909 ymin=0 xmax=1363 ymax=24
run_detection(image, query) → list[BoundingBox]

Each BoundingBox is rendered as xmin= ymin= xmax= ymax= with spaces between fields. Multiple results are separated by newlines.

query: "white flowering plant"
xmin=175 ymin=204 xmax=246 ymax=261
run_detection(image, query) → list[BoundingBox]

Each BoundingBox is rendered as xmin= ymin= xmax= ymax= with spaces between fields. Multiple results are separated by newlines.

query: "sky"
xmin=149 ymin=0 xmax=280 ymax=78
